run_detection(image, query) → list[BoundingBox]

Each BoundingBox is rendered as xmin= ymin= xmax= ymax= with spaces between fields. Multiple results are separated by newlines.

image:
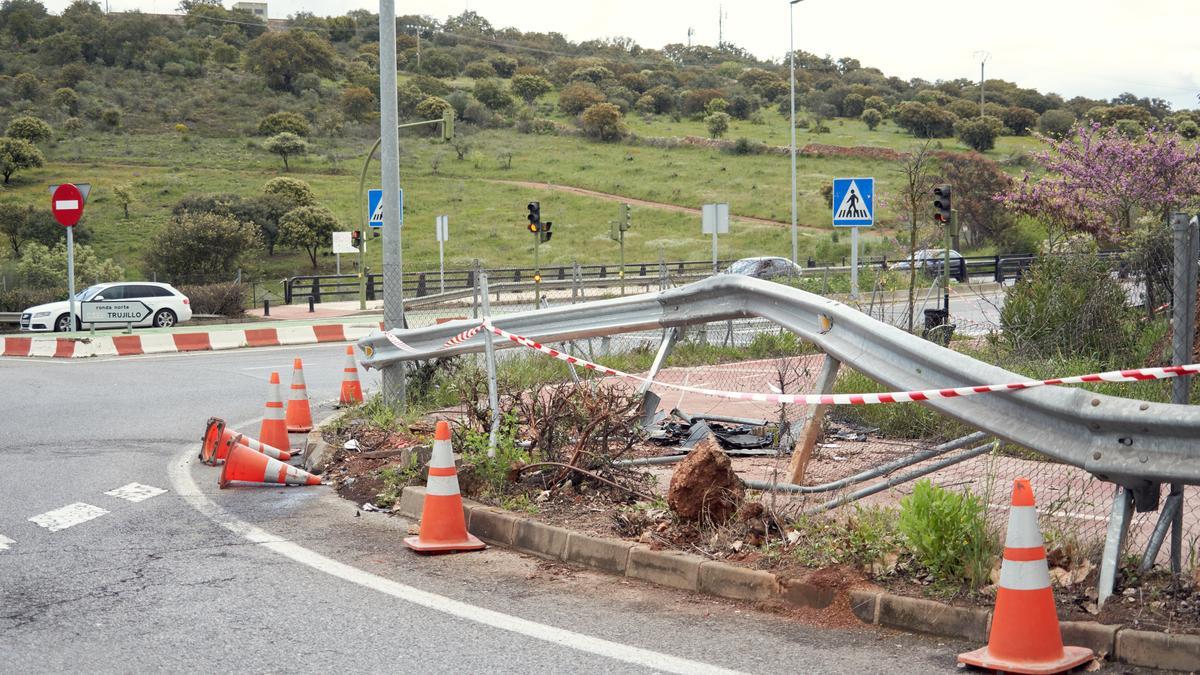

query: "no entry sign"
xmin=51 ymin=183 xmax=84 ymax=227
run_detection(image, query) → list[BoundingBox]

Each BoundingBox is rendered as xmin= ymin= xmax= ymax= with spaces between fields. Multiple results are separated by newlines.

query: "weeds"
xmin=898 ymin=479 xmax=997 ymax=589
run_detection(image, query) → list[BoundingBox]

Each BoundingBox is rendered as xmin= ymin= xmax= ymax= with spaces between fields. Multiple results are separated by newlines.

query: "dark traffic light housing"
xmin=933 ymin=184 xmax=952 ymax=224
xmin=527 ymin=201 xmax=541 ymax=234
xmin=540 ymin=221 xmax=553 ymax=243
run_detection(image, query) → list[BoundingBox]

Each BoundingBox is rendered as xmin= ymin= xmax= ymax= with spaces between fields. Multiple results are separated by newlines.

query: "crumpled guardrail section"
xmin=357 ymin=275 xmax=1200 ymax=492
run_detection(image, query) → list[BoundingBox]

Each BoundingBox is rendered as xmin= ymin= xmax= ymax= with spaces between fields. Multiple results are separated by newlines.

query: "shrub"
xmin=144 ymin=212 xmax=261 ymax=284
xmin=954 ymin=115 xmax=1003 ymax=152
xmin=6 ymin=116 xmax=52 ymax=144
xmin=704 ymin=111 xmax=730 ymax=139
xmin=1038 ymin=109 xmax=1075 ymax=139
xmin=860 ymin=108 xmax=882 ymax=130
xmin=1000 ymin=106 xmax=1038 ymax=136
xmin=339 ymin=87 xmax=375 ymax=123
xmin=177 ymin=281 xmax=248 ymax=316
xmin=52 ymin=87 xmax=79 ymax=115
xmin=557 ymin=82 xmax=605 ymax=115
xmin=1178 ymin=119 xmax=1200 ymax=140
xmin=257 ymin=111 xmax=311 ymax=136
xmin=262 ymin=176 xmax=316 ymax=208
xmin=580 ymin=102 xmax=626 ymax=141
xmin=13 ymin=72 xmax=39 ymax=100
xmin=414 ymin=95 xmax=453 ymax=120
xmin=462 ymin=60 xmax=496 ymax=79
xmin=892 ymin=101 xmax=957 ymax=138
xmin=729 ymin=137 xmax=763 ymax=155
xmin=0 ymin=286 xmax=64 ymax=312
xmin=898 ymin=479 xmax=995 ymax=588
xmin=278 ymin=205 xmax=339 ymax=268
xmin=473 ymin=79 xmax=513 ymax=112
xmin=17 ymin=241 xmax=123 ymax=288
xmin=100 ymin=107 xmax=121 ymax=131
xmin=1000 ymin=251 xmax=1134 ymax=361
xmin=510 ymin=74 xmax=551 ymax=104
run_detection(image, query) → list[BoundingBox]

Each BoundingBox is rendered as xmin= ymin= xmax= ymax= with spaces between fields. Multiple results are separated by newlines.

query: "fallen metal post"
xmin=479 ymin=273 xmax=500 ymax=457
xmin=638 ymin=327 xmax=680 ymax=425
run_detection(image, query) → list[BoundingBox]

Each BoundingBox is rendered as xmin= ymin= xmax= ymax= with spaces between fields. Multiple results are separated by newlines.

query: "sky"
xmin=43 ymin=0 xmax=1200 ymax=111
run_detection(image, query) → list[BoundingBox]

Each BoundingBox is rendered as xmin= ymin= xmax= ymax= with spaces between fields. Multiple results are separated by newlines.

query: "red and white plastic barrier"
xmin=1 ymin=322 xmax=381 ymax=359
xmin=474 ymin=320 xmax=1200 ymax=405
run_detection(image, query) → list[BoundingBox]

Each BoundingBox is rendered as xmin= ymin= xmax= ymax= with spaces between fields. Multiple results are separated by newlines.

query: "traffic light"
xmin=540 ymin=221 xmax=553 ymax=243
xmin=442 ymin=108 xmax=454 ymax=141
xmin=621 ymin=203 xmax=631 ymax=232
xmin=350 ymin=230 xmax=362 ymax=249
xmin=932 ymin=184 xmax=952 ymax=224
xmin=527 ymin=201 xmax=541 ymax=235
xmin=533 ymin=272 xmax=542 ymax=283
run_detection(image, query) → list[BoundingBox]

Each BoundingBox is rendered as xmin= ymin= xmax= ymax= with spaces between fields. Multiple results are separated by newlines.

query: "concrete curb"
xmin=302 ymin=413 xmax=344 ymax=474
xmin=394 ymin=484 xmax=1200 ymax=672
xmin=0 ymin=321 xmax=383 ymax=359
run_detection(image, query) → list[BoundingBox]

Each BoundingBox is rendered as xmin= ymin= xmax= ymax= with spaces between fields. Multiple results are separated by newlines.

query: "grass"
xmin=0 ymin=109 xmax=1041 ymax=285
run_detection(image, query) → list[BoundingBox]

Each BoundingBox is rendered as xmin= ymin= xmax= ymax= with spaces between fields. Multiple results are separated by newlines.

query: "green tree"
xmin=17 ymin=241 xmax=123 ymax=289
xmin=954 ymin=115 xmax=1003 ymax=152
xmin=1038 ymin=109 xmax=1075 ymax=139
xmin=510 ymin=74 xmax=551 ymax=104
xmin=144 ymin=212 xmax=260 ymax=283
xmin=52 ymin=87 xmax=80 ymax=115
xmin=861 ymin=108 xmax=883 ymax=131
xmin=262 ymin=176 xmax=316 ymax=208
xmin=113 ymin=183 xmax=135 ymax=219
xmin=277 ymin=205 xmax=338 ymax=268
xmin=557 ymin=82 xmax=606 ymax=115
xmin=263 ymin=132 xmax=308 ymax=171
xmin=892 ymin=101 xmax=958 ymax=138
xmin=256 ymin=111 xmax=310 ymax=136
xmin=704 ymin=111 xmax=730 ymax=139
xmin=12 ymin=73 xmax=39 ymax=100
xmin=245 ymin=30 xmax=336 ymax=93
xmin=0 ymin=137 xmax=44 ymax=184
xmin=580 ymin=102 xmax=626 ymax=141
xmin=1000 ymin=106 xmax=1038 ymax=136
xmin=100 ymin=107 xmax=121 ymax=131
xmin=5 ymin=116 xmax=52 ymax=144
xmin=340 ymin=87 xmax=375 ymax=123
xmin=414 ymin=95 xmax=453 ymax=120
xmin=0 ymin=203 xmax=84 ymax=255
xmin=473 ymin=79 xmax=513 ymax=112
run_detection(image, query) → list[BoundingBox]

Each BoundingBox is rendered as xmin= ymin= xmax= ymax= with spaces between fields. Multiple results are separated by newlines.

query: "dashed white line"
xmin=29 ymin=502 xmax=109 ymax=532
xmin=104 ymin=482 xmax=168 ymax=502
xmin=0 ymin=534 xmax=14 ymax=551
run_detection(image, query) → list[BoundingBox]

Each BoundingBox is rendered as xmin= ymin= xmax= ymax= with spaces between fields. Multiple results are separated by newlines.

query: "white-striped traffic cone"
xmin=404 ymin=421 xmax=485 ymax=554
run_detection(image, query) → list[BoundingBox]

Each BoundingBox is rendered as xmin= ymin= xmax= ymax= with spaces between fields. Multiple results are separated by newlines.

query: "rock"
xmin=667 ymin=434 xmax=744 ymax=525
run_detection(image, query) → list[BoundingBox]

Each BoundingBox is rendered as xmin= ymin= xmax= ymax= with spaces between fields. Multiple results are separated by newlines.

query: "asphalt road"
xmin=0 ymin=345 xmax=1153 ymax=673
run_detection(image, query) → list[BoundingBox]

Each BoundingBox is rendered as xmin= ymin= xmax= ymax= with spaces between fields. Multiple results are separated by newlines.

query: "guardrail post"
xmin=366 ymin=271 xmax=376 ymax=301
xmin=993 ymin=255 xmax=1002 ymax=283
xmin=479 ymin=273 xmax=500 ymax=458
xmin=557 ymin=266 xmax=565 ymax=280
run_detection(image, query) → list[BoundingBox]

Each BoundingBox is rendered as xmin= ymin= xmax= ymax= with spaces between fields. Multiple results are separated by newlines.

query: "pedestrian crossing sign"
xmin=367 ymin=188 xmax=403 ymax=229
xmin=832 ymin=177 xmax=874 ymax=227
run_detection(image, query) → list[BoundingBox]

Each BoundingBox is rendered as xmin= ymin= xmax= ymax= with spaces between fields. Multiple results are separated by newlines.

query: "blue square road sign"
xmin=831 ymin=177 xmax=874 ymax=227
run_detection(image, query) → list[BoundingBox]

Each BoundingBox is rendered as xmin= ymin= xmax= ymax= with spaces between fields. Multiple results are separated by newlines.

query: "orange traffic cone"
xmin=339 ymin=346 xmax=363 ymax=405
xmin=286 ymin=358 xmax=314 ymax=433
xmin=201 ymin=418 xmax=292 ymax=465
xmin=259 ymin=371 xmax=292 ymax=453
xmin=958 ymin=478 xmax=1093 ymax=675
xmin=404 ymin=420 xmax=485 ymax=554
xmin=219 ymin=442 xmax=321 ymax=488
xmin=200 ymin=417 xmax=227 ymax=464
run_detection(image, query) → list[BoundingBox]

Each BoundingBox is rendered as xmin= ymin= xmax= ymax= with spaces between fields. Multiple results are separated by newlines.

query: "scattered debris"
xmin=667 ymin=434 xmax=745 ymax=524
xmin=343 ymin=439 xmax=360 ymax=451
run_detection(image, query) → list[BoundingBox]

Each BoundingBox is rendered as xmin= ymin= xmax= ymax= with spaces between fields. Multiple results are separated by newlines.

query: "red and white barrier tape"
xmin=443 ymin=323 xmax=483 ymax=348
xmin=479 ymin=320 xmax=1200 ymax=405
xmin=382 ymin=331 xmax=421 ymax=354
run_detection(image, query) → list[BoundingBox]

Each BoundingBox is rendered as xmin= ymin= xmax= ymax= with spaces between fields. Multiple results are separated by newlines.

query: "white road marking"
xmin=168 ymin=443 xmax=742 ymax=675
xmin=0 ymin=534 xmax=14 ymax=551
xmin=104 ymin=482 xmax=168 ymax=502
xmin=29 ymin=502 xmax=109 ymax=532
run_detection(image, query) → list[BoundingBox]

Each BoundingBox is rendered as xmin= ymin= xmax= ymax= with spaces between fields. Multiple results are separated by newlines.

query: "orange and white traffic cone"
xmin=958 ymin=478 xmax=1093 ymax=675
xmin=200 ymin=417 xmax=227 ymax=465
xmin=286 ymin=357 xmax=314 ymax=433
xmin=219 ymin=442 xmax=321 ymax=488
xmin=259 ymin=371 xmax=292 ymax=453
xmin=201 ymin=418 xmax=291 ymax=465
xmin=404 ymin=420 xmax=485 ymax=554
xmin=339 ymin=346 xmax=363 ymax=406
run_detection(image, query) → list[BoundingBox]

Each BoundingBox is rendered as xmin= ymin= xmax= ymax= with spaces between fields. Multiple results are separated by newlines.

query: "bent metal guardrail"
xmin=357 ymin=274 xmax=1200 ymax=493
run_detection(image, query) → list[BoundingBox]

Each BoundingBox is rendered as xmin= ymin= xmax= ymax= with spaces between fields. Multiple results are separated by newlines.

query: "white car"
xmin=21 ymin=282 xmax=192 ymax=332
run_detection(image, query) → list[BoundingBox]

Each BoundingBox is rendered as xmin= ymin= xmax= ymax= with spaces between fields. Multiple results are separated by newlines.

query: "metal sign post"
xmin=436 ymin=215 xmax=448 ymax=294
xmin=50 ymin=183 xmax=87 ymax=332
xmin=832 ymin=177 xmax=875 ymax=299
xmin=478 ymin=272 xmax=500 ymax=458
xmin=702 ymin=203 xmax=730 ymax=273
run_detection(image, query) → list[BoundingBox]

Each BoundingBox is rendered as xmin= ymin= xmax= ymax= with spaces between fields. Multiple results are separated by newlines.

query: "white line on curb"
xmin=29 ymin=503 xmax=109 ymax=532
xmin=167 ymin=443 xmax=742 ymax=675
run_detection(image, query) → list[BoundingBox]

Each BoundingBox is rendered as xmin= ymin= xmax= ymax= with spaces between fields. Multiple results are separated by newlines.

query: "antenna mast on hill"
xmin=973 ymin=51 xmax=990 ymax=114
xmin=687 ymin=27 xmax=694 ymax=47
xmin=718 ymin=5 xmax=728 ymax=46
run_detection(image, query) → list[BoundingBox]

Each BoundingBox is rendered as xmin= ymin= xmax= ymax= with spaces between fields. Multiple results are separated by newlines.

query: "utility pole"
xmin=717 ymin=4 xmax=725 ymax=46
xmin=379 ymin=0 xmax=406 ymax=408
xmin=687 ymin=27 xmax=694 ymax=47
xmin=973 ymin=51 xmax=989 ymax=115
xmin=789 ymin=0 xmax=804 ymax=266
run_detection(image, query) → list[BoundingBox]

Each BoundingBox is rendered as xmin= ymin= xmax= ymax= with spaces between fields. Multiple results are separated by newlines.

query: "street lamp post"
xmin=789 ymin=0 xmax=803 ymax=266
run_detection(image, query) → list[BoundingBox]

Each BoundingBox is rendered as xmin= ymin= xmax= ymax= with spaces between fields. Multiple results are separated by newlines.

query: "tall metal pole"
xmin=66 ymin=226 xmax=76 ymax=332
xmin=479 ymin=272 xmax=500 ymax=458
xmin=379 ymin=0 xmax=406 ymax=408
xmin=788 ymin=0 xmax=802 ymax=266
xmin=1170 ymin=213 xmax=1198 ymax=573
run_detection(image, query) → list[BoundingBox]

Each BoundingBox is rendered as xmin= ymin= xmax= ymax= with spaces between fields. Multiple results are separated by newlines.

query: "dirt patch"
xmin=667 ymin=436 xmax=744 ymax=525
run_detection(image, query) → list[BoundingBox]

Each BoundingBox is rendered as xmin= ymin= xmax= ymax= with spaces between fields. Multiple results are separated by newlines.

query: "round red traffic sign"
xmin=51 ymin=183 xmax=84 ymax=227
